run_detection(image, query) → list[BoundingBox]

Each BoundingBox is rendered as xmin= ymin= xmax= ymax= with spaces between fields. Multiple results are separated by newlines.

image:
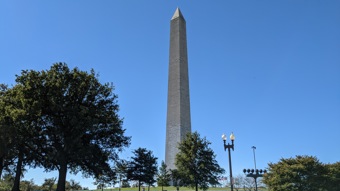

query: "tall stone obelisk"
xmin=165 ymin=8 xmax=191 ymax=170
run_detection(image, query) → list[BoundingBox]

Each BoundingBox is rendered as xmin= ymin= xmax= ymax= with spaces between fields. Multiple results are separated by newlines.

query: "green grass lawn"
xmin=89 ymin=186 xmax=268 ymax=191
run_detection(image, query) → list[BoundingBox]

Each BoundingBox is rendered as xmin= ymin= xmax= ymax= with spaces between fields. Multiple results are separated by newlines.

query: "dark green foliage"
xmin=0 ymin=84 xmax=37 ymax=191
xmin=169 ymin=169 xmax=181 ymax=187
xmin=0 ymin=173 xmax=14 ymax=191
xmin=116 ymin=160 xmax=129 ymax=190
xmin=94 ymin=175 xmax=114 ymax=190
xmin=66 ymin=179 xmax=82 ymax=191
xmin=121 ymin=180 xmax=130 ymax=188
xmin=0 ymin=84 xmax=24 ymax=180
xmin=127 ymin=148 xmax=158 ymax=191
xmin=20 ymin=179 xmax=38 ymax=191
xmin=263 ymin=155 xmax=340 ymax=191
xmin=41 ymin=177 xmax=57 ymax=191
xmin=325 ymin=162 xmax=340 ymax=191
xmin=175 ymin=132 xmax=225 ymax=191
xmin=157 ymin=161 xmax=170 ymax=191
xmin=0 ymin=84 xmax=15 ymax=178
xmin=9 ymin=63 xmax=130 ymax=191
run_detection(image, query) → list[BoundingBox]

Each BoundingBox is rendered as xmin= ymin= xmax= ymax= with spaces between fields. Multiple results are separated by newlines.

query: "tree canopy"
xmin=127 ymin=148 xmax=158 ymax=191
xmin=1 ymin=63 xmax=131 ymax=191
xmin=0 ymin=84 xmax=38 ymax=191
xmin=263 ymin=155 xmax=340 ymax=191
xmin=116 ymin=159 xmax=129 ymax=191
xmin=175 ymin=132 xmax=225 ymax=191
xmin=326 ymin=162 xmax=340 ymax=191
xmin=0 ymin=84 xmax=15 ymax=178
xmin=157 ymin=161 xmax=171 ymax=191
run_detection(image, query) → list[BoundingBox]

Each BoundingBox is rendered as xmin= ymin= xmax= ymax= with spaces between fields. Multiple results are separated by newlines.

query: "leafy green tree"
xmin=20 ymin=179 xmax=38 ymax=191
xmin=0 ymin=84 xmax=17 ymax=179
xmin=121 ymin=180 xmax=130 ymax=188
xmin=263 ymin=155 xmax=328 ymax=191
xmin=13 ymin=63 xmax=131 ymax=191
xmin=169 ymin=169 xmax=181 ymax=188
xmin=0 ymin=173 xmax=14 ymax=191
xmin=324 ymin=162 xmax=340 ymax=191
xmin=0 ymin=85 xmax=36 ymax=191
xmin=66 ymin=179 xmax=82 ymax=191
xmin=116 ymin=160 xmax=128 ymax=191
xmin=94 ymin=174 xmax=114 ymax=191
xmin=175 ymin=131 xmax=225 ymax=191
xmin=127 ymin=148 xmax=158 ymax=191
xmin=157 ymin=161 xmax=170 ymax=191
xmin=41 ymin=177 xmax=57 ymax=191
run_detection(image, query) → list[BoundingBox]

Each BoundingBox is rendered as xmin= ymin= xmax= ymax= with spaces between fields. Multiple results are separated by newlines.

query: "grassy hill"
xmin=87 ymin=186 xmax=268 ymax=191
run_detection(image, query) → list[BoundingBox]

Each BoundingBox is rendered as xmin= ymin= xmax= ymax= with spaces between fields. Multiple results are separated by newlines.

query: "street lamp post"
xmin=252 ymin=146 xmax=257 ymax=191
xmin=222 ymin=133 xmax=235 ymax=191
xmin=243 ymin=146 xmax=266 ymax=191
xmin=243 ymin=169 xmax=267 ymax=191
xmin=252 ymin=146 xmax=257 ymax=170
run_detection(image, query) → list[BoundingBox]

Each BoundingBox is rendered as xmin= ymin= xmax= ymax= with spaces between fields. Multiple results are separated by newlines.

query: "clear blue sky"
xmin=1 ymin=0 xmax=340 ymax=189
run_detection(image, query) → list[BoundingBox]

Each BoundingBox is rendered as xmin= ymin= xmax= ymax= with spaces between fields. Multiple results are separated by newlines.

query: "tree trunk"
xmin=119 ymin=176 xmax=121 ymax=191
xmin=56 ymin=162 xmax=68 ymax=191
xmin=12 ymin=150 xmax=24 ymax=191
xmin=0 ymin=156 xmax=4 ymax=178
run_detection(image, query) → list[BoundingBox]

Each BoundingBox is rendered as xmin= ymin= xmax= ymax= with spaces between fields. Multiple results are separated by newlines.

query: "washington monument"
xmin=165 ymin=8 xmax=191 ymax=170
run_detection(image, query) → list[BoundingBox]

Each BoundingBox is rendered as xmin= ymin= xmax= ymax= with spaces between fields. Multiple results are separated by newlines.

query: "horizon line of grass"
xmin=84 ymin=186 xmax=267 ymax=191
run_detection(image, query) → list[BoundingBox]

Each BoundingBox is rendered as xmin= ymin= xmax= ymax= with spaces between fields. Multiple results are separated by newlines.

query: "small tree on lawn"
xmin=116 ymin=160 xmax=128 ymax=191
xmin=175 ymin=131 xmax=225 ymax=191
xmin=157 ymin=161 xmax=170 ymax=191
xmin=127 ymin=148 xmax=158 ymax=191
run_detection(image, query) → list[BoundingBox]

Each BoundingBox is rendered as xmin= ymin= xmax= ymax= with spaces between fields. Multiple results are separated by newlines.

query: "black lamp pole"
xmin=243 ymin=169 xmax=267 ymax=191
xmin=252 ymin=146 xmax=257 ymax=191
xmin=222 ymin=133 xmax=235 ymax=191
xmin=244 ymin=146 xmax=266 ymax=191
